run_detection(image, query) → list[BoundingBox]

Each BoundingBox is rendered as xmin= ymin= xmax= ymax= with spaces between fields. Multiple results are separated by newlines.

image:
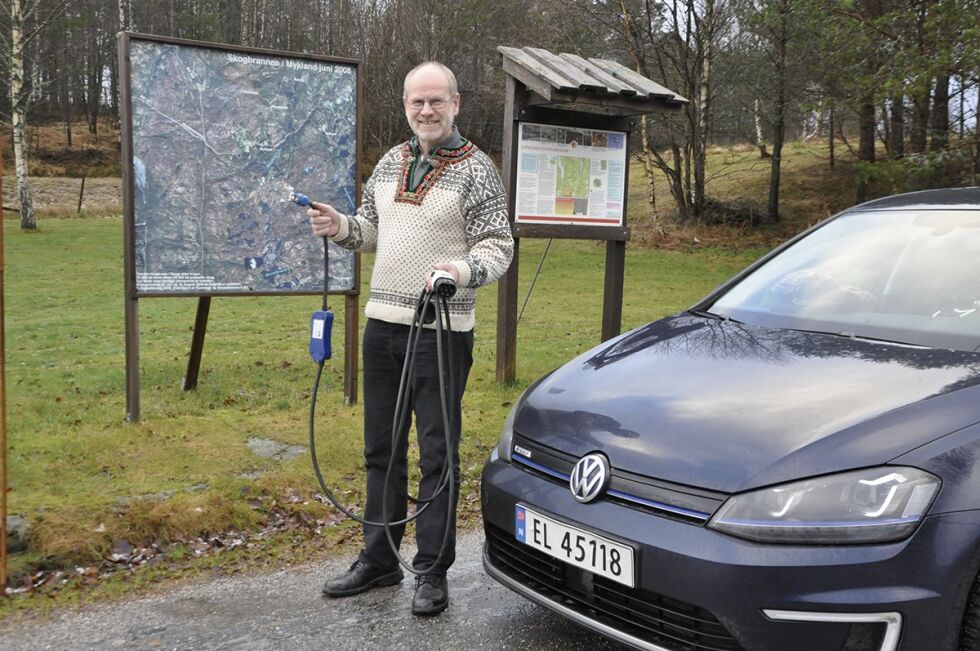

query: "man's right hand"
xmin=308 ymin=202 xmax=342 ymax=238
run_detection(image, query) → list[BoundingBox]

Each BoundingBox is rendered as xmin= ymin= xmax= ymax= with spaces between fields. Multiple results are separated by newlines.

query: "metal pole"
xmin=1 ymin=150 xmax=8 ymax=592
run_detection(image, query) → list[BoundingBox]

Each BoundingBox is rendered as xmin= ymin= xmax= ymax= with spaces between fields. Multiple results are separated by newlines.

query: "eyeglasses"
xmin=406 ymin=97 xmax=451 ymax=111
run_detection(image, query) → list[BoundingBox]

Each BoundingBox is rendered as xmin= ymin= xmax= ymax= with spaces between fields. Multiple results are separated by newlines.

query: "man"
xmin=308 ymin=61 xmax=513 ymax=615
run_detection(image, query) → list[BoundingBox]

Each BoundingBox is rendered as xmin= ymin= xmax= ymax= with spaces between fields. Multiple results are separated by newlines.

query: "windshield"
xmin=709 ymin=209 xmax=980 ymax=352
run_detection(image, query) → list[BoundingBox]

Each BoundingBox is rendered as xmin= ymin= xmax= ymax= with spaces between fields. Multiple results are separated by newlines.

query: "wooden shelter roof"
xmin=498 ymin=46 xmax=688 ymax=116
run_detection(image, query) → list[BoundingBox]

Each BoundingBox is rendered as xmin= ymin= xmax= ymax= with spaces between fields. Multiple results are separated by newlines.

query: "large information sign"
xmin=515 ymin=122 xmax=627 ymax=227
xmin=126 ymin=36 xmax=358 ymax=294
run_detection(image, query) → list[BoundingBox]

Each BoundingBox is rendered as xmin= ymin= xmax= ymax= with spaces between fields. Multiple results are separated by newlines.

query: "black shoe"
xmin=411 ymin=574 xmax=449 ymax=615
xmin=322 ymin=560 xmax=403 ymax=597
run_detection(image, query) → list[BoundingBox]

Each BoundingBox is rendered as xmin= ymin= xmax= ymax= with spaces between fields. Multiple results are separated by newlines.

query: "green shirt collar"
xmin=410 ymin=126 xmax=464 ymax=158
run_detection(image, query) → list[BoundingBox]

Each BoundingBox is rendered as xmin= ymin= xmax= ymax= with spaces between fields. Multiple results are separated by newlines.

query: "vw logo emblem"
xmin=569 ymin=453 xmax=611 ymax=503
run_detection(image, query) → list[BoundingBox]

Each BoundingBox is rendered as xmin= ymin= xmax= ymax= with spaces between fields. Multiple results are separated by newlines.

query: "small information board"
xmin=515 ymin=122 xmax=627 ymax=227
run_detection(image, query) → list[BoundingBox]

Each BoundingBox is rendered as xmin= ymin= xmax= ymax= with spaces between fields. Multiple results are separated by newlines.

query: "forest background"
xmin=1 ymin=0 xmax=978 ymax=232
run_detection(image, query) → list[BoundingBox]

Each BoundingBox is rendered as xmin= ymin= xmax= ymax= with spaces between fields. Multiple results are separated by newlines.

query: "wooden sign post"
xmin=496 ymin=46 xmax=688 ymax=382
xmin=1 ymin=149 xmax=7 ymax=591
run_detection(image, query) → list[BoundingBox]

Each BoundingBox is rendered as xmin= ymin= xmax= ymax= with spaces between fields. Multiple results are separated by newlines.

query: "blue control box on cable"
xmin=310 ymin=310 xmax=333 ymax=362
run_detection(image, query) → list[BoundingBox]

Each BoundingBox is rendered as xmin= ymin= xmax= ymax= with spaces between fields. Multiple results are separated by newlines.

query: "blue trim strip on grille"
xmin=514 ymin=454 xmax=570 ymax=481
xmin=606 ymin=488 xmax=710 ymax=521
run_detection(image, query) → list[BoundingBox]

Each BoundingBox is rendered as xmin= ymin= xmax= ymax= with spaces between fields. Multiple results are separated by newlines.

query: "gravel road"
xmin=0 ymin=530 xmax=624 ymax=650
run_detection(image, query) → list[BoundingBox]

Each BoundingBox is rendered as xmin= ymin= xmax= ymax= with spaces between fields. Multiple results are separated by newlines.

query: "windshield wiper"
xmin=786 ymin=327 xmax=930 ymax=349
xmin=688 ymin=309 xmax=743 ymax=324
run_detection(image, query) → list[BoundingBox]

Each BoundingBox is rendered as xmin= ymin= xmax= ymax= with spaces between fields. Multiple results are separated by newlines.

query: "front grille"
xmin=512 ymin=433 xmax=727 ymax=524
xmin=486 ymin=523 xmax=745 ymax=651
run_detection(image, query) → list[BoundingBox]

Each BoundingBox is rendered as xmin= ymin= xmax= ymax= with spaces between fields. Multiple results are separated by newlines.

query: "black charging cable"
xmin=307 ymin=287 xmax=458 ymax=576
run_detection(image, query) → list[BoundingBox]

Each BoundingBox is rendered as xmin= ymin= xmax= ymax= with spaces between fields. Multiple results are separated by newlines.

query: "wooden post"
xmin=496 ymin=76 xmax=523 ymax=383
xmin=182 ymin=296 xmax=211 ymax=390
xmin=119 ymin=34 xmax=140 ymax=422
xmin=76 ymin=175 xmax=86 ymax=216
xmin=601 ymin=240 xmax=626 ymax=341
xmin=344 ymin=293 xmax=358 ymax=405
xmin=1 ymin=149 xmax=8 ymax=591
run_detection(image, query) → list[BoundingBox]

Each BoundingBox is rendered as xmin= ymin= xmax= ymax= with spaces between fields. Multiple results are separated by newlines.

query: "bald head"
xmin=403 ymin=62 xmax=458 ymax=98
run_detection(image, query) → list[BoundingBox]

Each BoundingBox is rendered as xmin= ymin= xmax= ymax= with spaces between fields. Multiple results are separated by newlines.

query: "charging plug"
xmin=430 ymin=269 xmax=457 ymax=298
xmin=290 ymin=192 xmax=313 ymax=207
xmin=310 ymin=310 xmax=334 ymax=362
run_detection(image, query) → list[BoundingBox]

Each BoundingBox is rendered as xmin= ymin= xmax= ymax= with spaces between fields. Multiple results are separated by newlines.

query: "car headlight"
xmin=707 ymin=466 xmax=940 ymax=544
xmin=496 ymin=396 xmax=520 ymax=463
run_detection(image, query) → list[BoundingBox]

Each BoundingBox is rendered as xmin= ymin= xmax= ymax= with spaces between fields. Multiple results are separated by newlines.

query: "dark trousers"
xmin=358 ymin=318 xmax=474 ymax=574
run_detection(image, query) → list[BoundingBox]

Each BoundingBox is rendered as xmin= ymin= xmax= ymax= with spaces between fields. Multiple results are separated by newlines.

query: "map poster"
xmin=514 ymin=122 xmax=627 ymax=227
xmin=124 ymin=36 xmax=358 ymax=295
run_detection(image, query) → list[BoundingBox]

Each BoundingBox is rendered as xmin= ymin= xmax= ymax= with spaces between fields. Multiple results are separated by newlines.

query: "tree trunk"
xmin=829 ymin=106 xmax=835 ymax=170
xmin=888 ymin=94 xmax=904 ymax=159
xmin=116 ymin=0 xmax=128 ymax=130
xmin=10 ymin=0 xmax=36 ymax=230
xmin=909 ymin=0 xmax=931 ymax=153
xmin=910 ymin=91 xmax=929 ymax=153
xmin=63 ymin=70 xmax=72 ymax=148
xmin=959 ymin=76 xmax=966 ymax=137
xmin=618 ymin=0 xmax=673 ymax=228
xmin=856 ymin=98 xmax=876 ymax=204
xmin=767 ymin=0 xmax=788 ymax=223
xmin=858 ymin=100 xmax=876 ymax=162
xmin=638 ymin=116 xmax=663 ymax=235
xmin=754 ymin=98 xmax=770 ymax=158
xmin=692 ymin=0 xmax=713 ymax=220
xmin=880 ymin=100 xmax=890 ymax=154
xmin=973 ymin=81 xmax=979 ymax=185
xmin=87 ymin=32 xmax=102 ymax=135
xmin=930 ymin=74 xmax=949 ymax=151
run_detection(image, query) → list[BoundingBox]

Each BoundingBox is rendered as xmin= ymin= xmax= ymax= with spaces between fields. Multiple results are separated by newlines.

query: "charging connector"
xmin=310 ymin=310 xmax=333 ymax=362
xmin=430 ymin=269 xmax=457 ymax=299
xmin=290 ymin=191 xmax=313 ymax=207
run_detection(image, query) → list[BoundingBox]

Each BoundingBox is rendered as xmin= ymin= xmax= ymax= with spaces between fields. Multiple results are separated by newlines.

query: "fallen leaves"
xmin=3 ymin=490 xmax=354 ymax=600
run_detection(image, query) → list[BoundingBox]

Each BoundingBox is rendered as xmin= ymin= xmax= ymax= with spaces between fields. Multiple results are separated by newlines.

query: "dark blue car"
xmin=481 ymin=187 xmax=980 ymax=651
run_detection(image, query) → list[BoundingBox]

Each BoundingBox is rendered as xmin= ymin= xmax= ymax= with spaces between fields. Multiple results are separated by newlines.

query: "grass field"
xmin=1 ymin=210 xmax=761 ymax=608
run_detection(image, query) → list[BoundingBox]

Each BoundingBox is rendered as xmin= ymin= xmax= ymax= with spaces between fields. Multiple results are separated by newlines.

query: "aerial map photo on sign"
xmin=128 ymin=38 xmax=358 ymax=294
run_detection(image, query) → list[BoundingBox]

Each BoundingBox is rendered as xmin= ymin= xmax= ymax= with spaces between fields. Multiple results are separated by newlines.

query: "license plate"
xmin=515 ymin=504 xmax=635 ymax=588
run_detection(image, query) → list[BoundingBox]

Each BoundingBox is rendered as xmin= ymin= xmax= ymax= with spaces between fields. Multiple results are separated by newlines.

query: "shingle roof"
xmin=498 ymin=46 xmax=688 ymax=115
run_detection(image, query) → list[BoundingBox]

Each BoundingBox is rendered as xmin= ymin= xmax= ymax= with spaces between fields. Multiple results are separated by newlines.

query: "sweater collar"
xmin=409 ymin=126 xmax=466 ymax=160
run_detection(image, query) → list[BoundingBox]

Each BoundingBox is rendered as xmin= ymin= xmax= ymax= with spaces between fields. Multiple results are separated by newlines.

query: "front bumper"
xmin=481 ymin=457 xmax=980 ymax=651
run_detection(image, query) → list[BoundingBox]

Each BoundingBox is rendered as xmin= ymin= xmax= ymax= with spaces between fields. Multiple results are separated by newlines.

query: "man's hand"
xmin=308 ymin=202 xmax=342 ymax=238
xmin=427 ymin=262 xmax=459 ymax=292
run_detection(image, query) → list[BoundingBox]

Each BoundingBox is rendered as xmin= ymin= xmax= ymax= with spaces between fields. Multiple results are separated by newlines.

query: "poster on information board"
xmin=514 ymin=122 xmax=627 ymax=227
xmin=124 ymin=35 xmax=358 ymax=295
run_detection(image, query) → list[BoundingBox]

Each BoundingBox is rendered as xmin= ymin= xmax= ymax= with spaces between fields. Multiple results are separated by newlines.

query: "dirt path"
xmin=0 ymin=530 xmax=617 ymax=651
xmin=2 ymin=176 xmax=121 ymax=216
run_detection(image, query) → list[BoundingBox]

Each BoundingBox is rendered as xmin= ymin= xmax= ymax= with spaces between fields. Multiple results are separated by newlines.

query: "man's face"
xmin=403 ymin=66 xmax=460 ymax=152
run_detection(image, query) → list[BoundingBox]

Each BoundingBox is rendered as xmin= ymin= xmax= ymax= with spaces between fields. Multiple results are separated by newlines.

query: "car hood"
xmin=515 ymin=315 xmax=980 ymax=493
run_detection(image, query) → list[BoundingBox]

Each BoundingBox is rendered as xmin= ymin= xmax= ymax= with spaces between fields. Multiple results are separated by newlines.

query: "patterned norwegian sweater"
xmin=330 ymin=137 xmax=513 ymax=331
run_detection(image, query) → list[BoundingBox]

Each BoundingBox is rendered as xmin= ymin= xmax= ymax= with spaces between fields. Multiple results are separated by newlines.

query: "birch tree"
xmin=5 ymin=0 xmax=71 ymax=230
